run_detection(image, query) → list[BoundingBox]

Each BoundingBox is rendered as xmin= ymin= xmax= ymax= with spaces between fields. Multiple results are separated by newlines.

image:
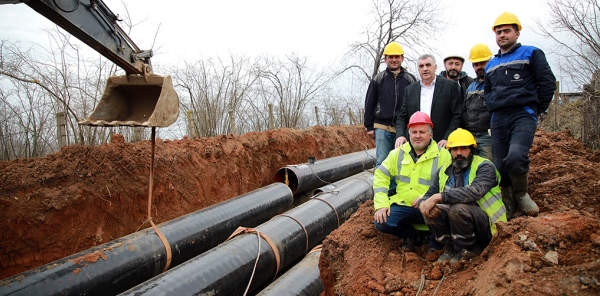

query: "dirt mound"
xmin=319 ymin=129 xmax=600 ymax=295
xmin=0 ymin=125 xmax=375 ymax=279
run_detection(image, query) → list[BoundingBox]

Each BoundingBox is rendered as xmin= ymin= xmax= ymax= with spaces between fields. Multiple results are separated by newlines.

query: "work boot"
xmin=510 ymin=172 xmax=539 ymax=217
xmin=451 ymin=245 xmax=482 ymax=264
xmin=501 ymin=186 xmax=517 ymax=220
xmin=438 ymin=244 xmax=456 ymax=263
xmin=401 ymin=237 xmax=416 ymax=252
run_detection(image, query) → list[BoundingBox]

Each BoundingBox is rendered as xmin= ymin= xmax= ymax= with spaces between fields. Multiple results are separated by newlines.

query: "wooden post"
xmin=132 ymin=127 xmax=143 ymax=142
xmin=56 ymin=112 xmax=67 ymax=147
xmin=314 ymin=106 xmax=321 ymax=126
xmin=332 ymin=108 xmax=337 ymax=125
xmin=553 ymin=81 xmax=559 ymax=130
xmin=229 ymin=110 xmax=236 ymax=135
xmin=268 ymin=104 xmax=274 ymax=130
xmin=348 ymin=108 xmax=356 ymax=125
xmin=360 ymin=108 xmax=364 ymax=124
xmin=186 ymin=110 xmax=196 ymax=138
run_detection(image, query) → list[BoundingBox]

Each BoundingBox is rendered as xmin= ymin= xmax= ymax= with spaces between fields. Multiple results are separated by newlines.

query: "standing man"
xmin=462 ymin=44 xmax=494 ymax=161
xmin=364 ymin=41 xmax=417 ymax=168
xmin=418 ymin=128 xmax=507 ymax=263
xmin=440 ymin=55 xmax=474 ymax=99
xmin=485 ymin=12 xmax=556 ymax=219
xmin=374 ymin=112 xmax=450 ymax=253
xmin=395 ymin=54 xmax=462 ymax=148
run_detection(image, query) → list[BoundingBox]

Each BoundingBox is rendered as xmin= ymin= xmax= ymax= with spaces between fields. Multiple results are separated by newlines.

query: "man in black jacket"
xmin=364 ymin=41 xmax=417 ymax=168
xmin=394 ymin=54 xmax=462 ymax=148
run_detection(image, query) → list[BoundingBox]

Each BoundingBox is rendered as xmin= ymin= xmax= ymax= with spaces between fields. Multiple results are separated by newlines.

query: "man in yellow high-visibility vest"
xmin=418 ymin=128 xmax=507 ymax=263
xmin=373 ymin=112 xmax=451 ymax=253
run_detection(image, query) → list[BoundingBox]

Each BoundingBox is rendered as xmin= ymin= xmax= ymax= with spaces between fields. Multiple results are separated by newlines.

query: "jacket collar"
xmin=495 ymin=43 xmax=522 ymax=57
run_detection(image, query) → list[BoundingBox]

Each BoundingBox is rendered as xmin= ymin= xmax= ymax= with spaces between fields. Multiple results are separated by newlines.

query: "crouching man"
xmin=373 ymin=112 xmax=451 ymax=252
xmin=417 ymin=128 xmax=507 ymax=263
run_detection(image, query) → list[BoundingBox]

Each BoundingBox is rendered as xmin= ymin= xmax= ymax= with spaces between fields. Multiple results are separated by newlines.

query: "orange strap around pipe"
xmin=227 ymin=226 xmax=281 ymax=280
xmin=147 ymin=127 xmax=172 ymax=272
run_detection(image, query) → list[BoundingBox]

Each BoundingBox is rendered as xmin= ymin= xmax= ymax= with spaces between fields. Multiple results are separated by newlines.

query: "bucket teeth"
xmin=79 ymin=74 xmax=179 ymax=127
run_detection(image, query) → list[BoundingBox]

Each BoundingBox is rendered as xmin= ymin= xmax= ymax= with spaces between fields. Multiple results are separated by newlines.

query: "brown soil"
xmin=319 ymin=129 xmax=600 ymax=295
xmin=2 ymin=126 xmax=600 ymax=295
xmin=0 ymin=125 xmax=374 ymax=279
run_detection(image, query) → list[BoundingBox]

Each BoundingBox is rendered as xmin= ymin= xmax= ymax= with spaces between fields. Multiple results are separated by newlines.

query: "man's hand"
xmin=411 ymin=197 xmax=421 ymax=208
xmin=395 ymin=136 xmax=407 ymax=148
xmin=367 ymin=130 xmax=374 ymax=138
xmin=419 ymin=193 xmax=442 ymax=218
xmin=374 ymin=207 xmax=390 ymax=224
xmin=437 ymin=140 xmax=447 ymax=148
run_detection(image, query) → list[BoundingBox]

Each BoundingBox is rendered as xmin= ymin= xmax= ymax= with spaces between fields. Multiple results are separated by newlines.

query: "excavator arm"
xmin=1 ymin=0 xmax=179 ymax=127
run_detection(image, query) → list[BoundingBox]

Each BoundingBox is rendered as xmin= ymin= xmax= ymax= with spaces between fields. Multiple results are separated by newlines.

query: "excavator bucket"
xmin=79 ymin=74 xmax=179 ymax=127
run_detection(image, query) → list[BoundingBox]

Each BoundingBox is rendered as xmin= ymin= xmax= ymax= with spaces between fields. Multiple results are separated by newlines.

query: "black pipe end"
xmin=274 ymin=167 xmax=299 ymax=193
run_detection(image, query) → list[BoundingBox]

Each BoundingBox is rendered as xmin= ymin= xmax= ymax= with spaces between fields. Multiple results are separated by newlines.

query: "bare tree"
xmin=173 ymin=54 xmax=260 ymax=137
xmin=535 ymin=0 xmax=600 ymax=90
xmin=342 ymin=0 xmax=446 ymax=81
xmin=0 ymin=30 xmax=123 ymax=160
xmin=257 ymin=54 xmax=332 ymax=129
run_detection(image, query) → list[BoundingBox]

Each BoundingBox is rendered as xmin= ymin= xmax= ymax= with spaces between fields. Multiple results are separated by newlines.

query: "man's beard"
xmin=476 ymin=69 xmax=485 ymax=79
xmin=447 ymin=70 xmax=459 ymax=79
xmin=452 ymin=156 xmax=469 ymax=170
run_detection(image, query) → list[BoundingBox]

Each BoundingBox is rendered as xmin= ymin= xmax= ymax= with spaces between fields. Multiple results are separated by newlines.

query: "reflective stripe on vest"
xmin=439 ymin=156 xmax=507 ymax=234
xmin=393 ymin=144 xmax=446 ymax=231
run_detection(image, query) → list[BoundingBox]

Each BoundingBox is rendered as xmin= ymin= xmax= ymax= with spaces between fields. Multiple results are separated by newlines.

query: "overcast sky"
xmin=0 ymin=0 xmax=568 ymax=88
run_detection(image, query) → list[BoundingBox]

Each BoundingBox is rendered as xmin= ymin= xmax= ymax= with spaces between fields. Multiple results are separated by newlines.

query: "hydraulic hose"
xmin=273 ymin=148 xmax=375 ymax=194
xmin=120 ymin=175 xmax=373 ymax=295
xmin=0 ymin=183 xmax=293 ymax=296
xmin=255 ymin=249 xmax=323 ymax=296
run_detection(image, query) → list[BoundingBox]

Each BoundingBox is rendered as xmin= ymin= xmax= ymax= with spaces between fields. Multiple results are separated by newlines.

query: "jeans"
xmin=491 ymin=108 xmax=537 ymax=187
xmin=374 ymin=128 xmax=396 ymax=167
xmin=474 ymin=133 xmax=493 ymax=162
xmin=374 ymin=128 xmax=397 ymax=192
xmin=374 ymin=204 xmax=443 ymax=249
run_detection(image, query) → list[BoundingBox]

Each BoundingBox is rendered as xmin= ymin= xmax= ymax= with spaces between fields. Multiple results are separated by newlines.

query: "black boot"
xmin=501 ymin=186 xmax=517 ymax=220
xmin=401 ymin=237 xmax=415 ymax=252
xmin=509 ymin=172 xmax=539 ymax=217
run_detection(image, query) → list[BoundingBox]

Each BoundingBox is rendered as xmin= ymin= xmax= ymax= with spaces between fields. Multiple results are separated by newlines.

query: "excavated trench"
xmin=0 ymin=126 xmax=376 ymax=295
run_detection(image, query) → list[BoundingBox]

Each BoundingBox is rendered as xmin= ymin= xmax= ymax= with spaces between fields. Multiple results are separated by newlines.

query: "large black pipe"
xmin=255 ymin=249 xmax=323 ymax=296
xmin=312 ymin=171 xmax=374 ymax=195
xmin=274 ymin=148 xmax=375 ymax=193
xmin=0 ymin=183 xmax=293 ymax=296
xmin=120 ymin=175 xmax=373 ymax=295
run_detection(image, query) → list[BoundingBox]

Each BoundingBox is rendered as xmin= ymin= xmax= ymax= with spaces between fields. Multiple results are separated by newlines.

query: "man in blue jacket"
xmin=484 ymin=12 xmax=556 ymax=219
xmin=364 ymin=42 xmax=417 ymax=169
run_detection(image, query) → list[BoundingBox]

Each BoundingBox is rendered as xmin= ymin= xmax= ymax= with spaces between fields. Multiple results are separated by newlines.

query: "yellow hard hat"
xmin=492 ymin=12 xmax=522 ymax=31
xmin=446 ymin=128 xmax=477 ymax=148
xmin=468 ymin=43 xmax=493 ymax=63
xmin=383 ymin=42 xmax=404 ymax=56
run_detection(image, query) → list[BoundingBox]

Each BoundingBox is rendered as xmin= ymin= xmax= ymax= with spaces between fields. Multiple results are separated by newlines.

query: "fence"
xmin=541 ymin=71 xmax=600 ymax=150
xmin=186 ymin=104 xmax=364 ymax=138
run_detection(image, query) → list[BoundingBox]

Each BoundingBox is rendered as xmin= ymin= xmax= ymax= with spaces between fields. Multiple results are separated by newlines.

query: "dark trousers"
xmin=491 ymin=108 xmax=537 ymax=187
xmin=374 ymin=204 xmax=443 ymax=249
xmin=423 ymin=203 xmax=492 ymax=252
xmin=374 ymin=204 xmax=423 ymax=239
